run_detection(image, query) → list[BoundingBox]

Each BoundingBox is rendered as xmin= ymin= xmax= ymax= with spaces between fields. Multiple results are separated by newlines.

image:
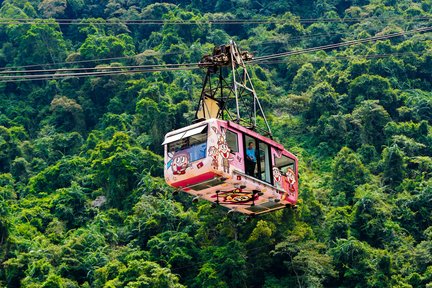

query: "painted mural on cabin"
xmin=165 ymin=122 xmax=243 ymax=183
xmin=272 ymin=148 xmax=298 ymax=203
xmin=210 ymin=188 xmax=259 ymax=204
xmin=171 ymin=151 xmax=191 ymax=175
xmin=208 ymin=125 xmax=236 ymax=173
xmin=165 ymin=132 xmax=208 ymax=183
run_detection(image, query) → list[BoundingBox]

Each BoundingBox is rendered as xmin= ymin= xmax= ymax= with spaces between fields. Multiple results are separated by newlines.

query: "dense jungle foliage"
xmin=0 ymin=0 xmax=431 ymax=287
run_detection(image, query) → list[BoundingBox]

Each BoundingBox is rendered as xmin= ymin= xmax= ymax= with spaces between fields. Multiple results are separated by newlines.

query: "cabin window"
xmin=167 ymin=126 xmax=208 ymax=162
xmin=259 ymin=142 xmax=271 ymax=183
xmin=226 ymin=129 xmax=239 ymax=153
xmin=244 ymin=135 xmax=271 ymax=183
xmin=244 ymin=135 xmax=257 ymax=177
xmin=274 ymin=154 xmax=295 ymax=174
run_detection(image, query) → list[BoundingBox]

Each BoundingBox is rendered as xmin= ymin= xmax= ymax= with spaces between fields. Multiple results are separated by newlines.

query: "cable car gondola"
xmin=163 ymin=41 xmax=298 ymax=215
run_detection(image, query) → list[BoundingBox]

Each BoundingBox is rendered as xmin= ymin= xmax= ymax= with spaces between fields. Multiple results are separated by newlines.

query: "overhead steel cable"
xmin=0 ymin=62 xmax=199 ymax=75
xmin=250 ymin=26 xmax=432 ymax=63
xmin=0 ymin=32 xmax=347 ymax=72
xmin=252 ymin=51 xmax=430 ymax=65
xmin=0 ymin=64 xmax=199 ymax=79
xmin=0 ymin=66 xmax=200 ymax=83
xmin=0 ymin=31 xmax=344 ymax=74
xmin=0 ymin=28 xmax=410 ymax=73
xmin=0 ymin=15 xmax=429 ymax=25
xmin=0 ymin=51 xmax=183 ymax=71
xmin=2 ymin=50 xmax=428 ymax=83
xmin=2 ymin=26 xmax=430 ymax=82
xmin=2 ymin=24 xmax=428 ymax=72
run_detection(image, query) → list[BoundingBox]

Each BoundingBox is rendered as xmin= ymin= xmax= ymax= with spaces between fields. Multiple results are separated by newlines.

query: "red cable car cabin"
xmin=163 ymin=118 xmax=299 ymax=215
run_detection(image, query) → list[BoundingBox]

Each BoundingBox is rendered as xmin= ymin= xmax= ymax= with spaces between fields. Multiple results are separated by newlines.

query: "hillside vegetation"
xmin=0 ymin=0 xmax=431 ymax=287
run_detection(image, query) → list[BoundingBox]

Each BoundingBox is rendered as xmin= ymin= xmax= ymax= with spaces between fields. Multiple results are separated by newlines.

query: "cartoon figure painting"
xmin=208 ymin=126 xmax=234 ymax=173
xmin=272 ymin=146 xmax=298 ymax=202
xmin=272 ymin=166 xmax=297 ymax=201
xmin=171 ymin=151 xmax=191 ymax=175
xmin=284 ymin=168 xmax=296 ymax=196
xmin=208 ymin=146 xmax=219 ymax=169
xmin=272 ymin=166 xmax=283 ymax=189
xmin=218 ymin=141 xmax=232 ymax=173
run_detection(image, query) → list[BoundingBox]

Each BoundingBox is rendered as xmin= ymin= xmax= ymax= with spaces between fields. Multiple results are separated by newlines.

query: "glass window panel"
xmin=167 ymin=127 xmax=208 ymax=162
xmin=226 ymin=130 xmax=238 ymax=153
xmin=259 ymin=142 xmax=271 ymax=183
xmin=275 ymin=154 xmax=295 ymax=174
xmin=245 ymin=135 xmax=257 ymax=177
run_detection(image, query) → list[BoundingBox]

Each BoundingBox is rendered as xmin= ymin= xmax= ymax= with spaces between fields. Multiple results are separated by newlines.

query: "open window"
xmin=244 ymin=135 xmax=271 ymax=183
xmin=165 ymin=125 xmax=208 ymax=162
xmin=244 ymin=135 xmax=257 ymax=177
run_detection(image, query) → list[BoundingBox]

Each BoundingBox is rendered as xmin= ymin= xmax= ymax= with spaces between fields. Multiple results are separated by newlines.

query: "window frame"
xmin=258 ymin=141 xmax=272 ymax=184
xmin=167 ymin=126 xmax=208 ymax=162
xmin=243 ymin=134 xmax=273 ymax=184
xmin=272 ymin=153 xmax=296 ymax=186
xmin=225 ymin=129 xmax=239 ymax=153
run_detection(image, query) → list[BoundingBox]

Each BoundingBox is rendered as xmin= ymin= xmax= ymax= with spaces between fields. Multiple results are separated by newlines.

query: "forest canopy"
xmin=0 ymin=0 xmax=431 ymax=287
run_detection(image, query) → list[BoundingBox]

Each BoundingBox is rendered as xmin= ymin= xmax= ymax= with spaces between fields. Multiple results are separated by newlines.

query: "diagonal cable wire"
xmin=0 ymin=66 xmax=200 ymax=83
xmin=2 ymin=22 xmax=429 ymax=72
xmin=0 ymin=62 xmax=199 ymax=75
xmin=0 ymin=51 xmax=183 ymax=71
xmin=250 ymin=26 xmax=432 ymax=63
xmin=252 ymin=51 xmax=430 ymax=65
xmin=1 ymin=26 xmax=430 ymax=82
xmin=0 ymin=15 xmax=429 ymax=25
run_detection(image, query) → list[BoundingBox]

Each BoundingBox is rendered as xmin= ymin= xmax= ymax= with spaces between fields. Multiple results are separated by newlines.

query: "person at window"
xmin=245 ymin=141 xmax=256 ymax=176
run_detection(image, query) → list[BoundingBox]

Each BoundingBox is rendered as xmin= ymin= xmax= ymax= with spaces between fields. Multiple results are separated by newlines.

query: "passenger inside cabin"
xmin=245 ymin=141 xmax=257 ymax=176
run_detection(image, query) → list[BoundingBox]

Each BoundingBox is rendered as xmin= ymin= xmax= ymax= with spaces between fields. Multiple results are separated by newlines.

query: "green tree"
xmin=27 ymin=156 xmax=87 ymax=196
xmin=193 ymin=263 xmax=227 ymax=288
xmin=60 ymin=227 xmax=108 ymax=283
xmin=348 ymin=74 xmax=397 ymax=114
xmin=330 ymin=237 xmax=392 ymax=287
xmin=118 ymin=260 xmax=185 ymax=287
xmin=291 ymin=63 xmax=315 ymax=94
xmin=126 ymin=192 xmax=189 ymax=246
xmin=407 ymin=180 xmax=432 ymax=238
xmin=381 ymin=144 xmax=405 ymax=189
xmin=199 ymin=241 xmax=248 ymax=288
xmin=245 ymin=220 xmax=276 ymax=285
xmin=351 ymin=185 xmax=401 ymax=248
xmin=133 ymin=97 xmax=189 ymax=153
xmin=305 ymin=81 xmax=339 ymax=123
xmin=14 ymin=20 xmax=67 ymax=66
xmin=325 ymin=206 xmax=352 ymax=243
xmin=0 ymin=174 xmax=15 ymax=246
xmin=350 ymin=100 xmax=391 ymax=150
xmin=90 ymin=132 xmax=163 ymax=209
xmin=38 ymin=0 xmax=67 ymax=18
xmin=272 ymin=224 xmax=336 ymax=288
xmin=332 ymin=147 xmax=369 ymax=205
xmin=0 ymin=126 xmax=24 ymax=173
xmin=52 ymin=182 xmax=90 ymax=229
xmin=314 ymin=113 xmax=348 ymax=152
xmin=79 ymin=33 xmax=135 ymax=61
xmin=147 ymin=230 xmax=198 ymax=282
xmin=49 ymin=96 xmax=86 ymax=132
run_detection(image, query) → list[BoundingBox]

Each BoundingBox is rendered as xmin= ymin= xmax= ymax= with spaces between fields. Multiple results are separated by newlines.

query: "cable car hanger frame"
xmin=195 ymin=40 xmax=273 ymax=138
